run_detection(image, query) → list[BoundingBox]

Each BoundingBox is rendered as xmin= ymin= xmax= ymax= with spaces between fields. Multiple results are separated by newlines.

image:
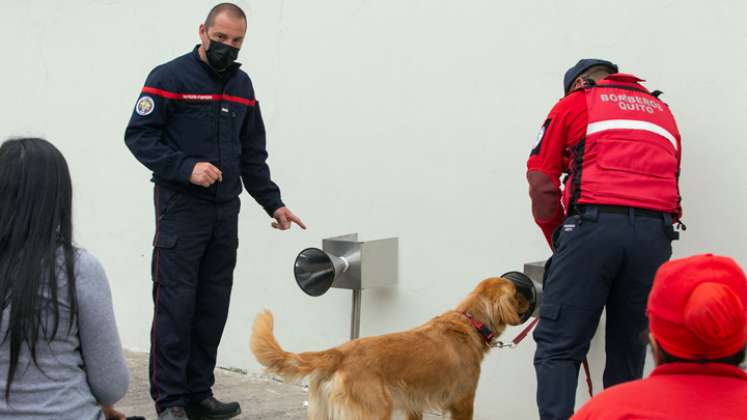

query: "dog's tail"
xmin=250 ymin=309 xmax=343 ymax=382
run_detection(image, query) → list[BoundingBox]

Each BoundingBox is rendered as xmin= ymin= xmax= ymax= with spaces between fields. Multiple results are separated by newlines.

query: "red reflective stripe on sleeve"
xmin=141 ymin=86 xmax=256 ymax=106
xmin=142 ymin=86 xmax=182 ymax=100
xmin=222 ymin=94 xmax=257 ymax=106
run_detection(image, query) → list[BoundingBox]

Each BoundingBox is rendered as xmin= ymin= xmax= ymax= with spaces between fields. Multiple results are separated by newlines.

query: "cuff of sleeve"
xmin=263 ymin=200 xmax=285 ymax=218
xmin=536 ymin=210 xmax=565 ymax=250
xmin=178 ymin=158 xmax=199 ymax=184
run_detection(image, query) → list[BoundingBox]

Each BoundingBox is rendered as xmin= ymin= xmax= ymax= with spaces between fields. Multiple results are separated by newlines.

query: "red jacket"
xmin=527 ymin=73 xmax=682 ymax=246
xmin=571 ymin=363 xmax=747 ymax=420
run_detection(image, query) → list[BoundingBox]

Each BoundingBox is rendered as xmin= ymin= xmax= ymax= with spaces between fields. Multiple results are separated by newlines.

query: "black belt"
xmin=573 ymin=205 xmax=665 ymax=219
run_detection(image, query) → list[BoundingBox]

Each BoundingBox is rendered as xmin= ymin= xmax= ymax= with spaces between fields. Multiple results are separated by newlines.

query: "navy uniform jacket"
xmin=125 ymin=46 xmax=284 ymax=216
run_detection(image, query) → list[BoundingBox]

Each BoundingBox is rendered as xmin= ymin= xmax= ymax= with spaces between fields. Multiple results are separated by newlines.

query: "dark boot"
xmin=158 ymin=406 xmax=188 ymax=420
xmin=185 ymin=397 xmax=241 ymax=420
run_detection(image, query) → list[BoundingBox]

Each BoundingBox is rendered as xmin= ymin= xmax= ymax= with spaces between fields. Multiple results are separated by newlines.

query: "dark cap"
xmin=563 ymin=58 xmax=618 ymax=94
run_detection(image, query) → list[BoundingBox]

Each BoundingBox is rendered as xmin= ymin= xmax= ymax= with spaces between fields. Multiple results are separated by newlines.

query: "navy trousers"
xmin=149 ymin=186 xmax=240 ymax=412
xmin=534 ymin=206 xmax=674 ymax=420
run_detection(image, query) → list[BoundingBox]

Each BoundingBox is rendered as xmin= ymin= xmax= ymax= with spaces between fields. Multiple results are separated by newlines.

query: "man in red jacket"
xmin=527 ymin=59 xmax=683 ymax=419
xmin=572 ymin=254 xmax=747 ymax=420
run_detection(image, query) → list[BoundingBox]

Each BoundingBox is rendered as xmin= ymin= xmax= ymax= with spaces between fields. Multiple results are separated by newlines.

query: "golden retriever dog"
xmin=250 ymin=277 xmax=529 ymax=420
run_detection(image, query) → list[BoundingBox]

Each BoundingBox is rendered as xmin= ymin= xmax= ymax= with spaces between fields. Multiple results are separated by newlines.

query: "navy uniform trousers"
xmin=149 ymin=186 xmax=240 ymax=412
xmin=534 ymin=206 xmax=675 ymax=420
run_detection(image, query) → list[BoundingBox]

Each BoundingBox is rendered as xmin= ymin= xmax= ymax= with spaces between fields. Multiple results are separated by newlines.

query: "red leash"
xmin=512 ymin=317 xmax=539 ymax=345
xmin=495 ymin=318 xmax=594 ymax=398
xmin=582 ymin=357 xmax=594 ymax=397
xmin=492 ymin=317 xmax=538 ymax=349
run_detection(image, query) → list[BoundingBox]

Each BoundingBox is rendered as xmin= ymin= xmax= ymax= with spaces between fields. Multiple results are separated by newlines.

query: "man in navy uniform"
xmin=125 ymin=3 xmax=305 ymax=419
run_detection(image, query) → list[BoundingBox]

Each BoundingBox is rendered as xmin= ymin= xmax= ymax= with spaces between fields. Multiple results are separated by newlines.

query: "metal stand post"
xmin=350 ymin=289 xmax=361 ymax=340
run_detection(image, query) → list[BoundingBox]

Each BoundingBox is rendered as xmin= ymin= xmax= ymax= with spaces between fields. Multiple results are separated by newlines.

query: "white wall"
xmin=1 ymin=0 xmax=746 ymax=418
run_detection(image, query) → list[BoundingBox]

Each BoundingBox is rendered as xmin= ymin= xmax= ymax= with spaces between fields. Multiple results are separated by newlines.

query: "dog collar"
xmin=463 ymin=311 xmax=496 ymax=344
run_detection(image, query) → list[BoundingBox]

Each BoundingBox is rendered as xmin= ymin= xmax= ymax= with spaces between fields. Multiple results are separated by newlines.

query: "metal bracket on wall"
xmin=294 ymin=233 xmax=399 ymax=340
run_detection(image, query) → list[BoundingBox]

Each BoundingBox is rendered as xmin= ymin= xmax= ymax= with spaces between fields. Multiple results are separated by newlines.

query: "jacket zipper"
xmin=215 ymin=80 xmax=225 ymax=199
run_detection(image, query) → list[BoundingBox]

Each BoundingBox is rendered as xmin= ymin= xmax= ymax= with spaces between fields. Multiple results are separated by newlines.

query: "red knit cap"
xmin=648 ymin=254 xmax=747 ymax=360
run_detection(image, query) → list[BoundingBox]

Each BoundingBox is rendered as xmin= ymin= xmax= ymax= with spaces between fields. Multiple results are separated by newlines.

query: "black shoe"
xmin=158 ymin=406 xmax=188 ymax=420
xmin=185 ymin=397 xmax=241 ymax=420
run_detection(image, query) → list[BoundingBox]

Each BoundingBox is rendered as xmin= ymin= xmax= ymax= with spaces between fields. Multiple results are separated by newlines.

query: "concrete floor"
xmin=117 ymin=351 xmax=443 ymax=420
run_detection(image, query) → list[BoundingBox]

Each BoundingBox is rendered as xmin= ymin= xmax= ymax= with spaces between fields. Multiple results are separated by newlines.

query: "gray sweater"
xmin=0 ymin=249 xmax=129 ymax=420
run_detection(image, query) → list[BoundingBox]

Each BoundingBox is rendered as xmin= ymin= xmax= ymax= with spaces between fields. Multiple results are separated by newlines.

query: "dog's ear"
xmin=495 ymin=287 xmax=522 ymax=326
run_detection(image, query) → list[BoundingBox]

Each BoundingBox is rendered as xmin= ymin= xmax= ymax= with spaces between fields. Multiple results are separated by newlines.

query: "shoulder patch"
xmin=531 ymin=118 xmax=551 ymax=156
xmin=135 ymin=96 xmax=155 ymax=116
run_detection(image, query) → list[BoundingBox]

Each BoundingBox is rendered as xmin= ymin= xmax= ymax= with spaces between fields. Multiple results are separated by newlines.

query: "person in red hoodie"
xmin=528 ymin=59 xmax=684 ymax=420
xmin=572 ymin=254 xmax=747 ymax=420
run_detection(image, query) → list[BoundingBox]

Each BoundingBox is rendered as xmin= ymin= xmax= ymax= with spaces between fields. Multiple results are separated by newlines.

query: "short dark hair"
xmin=205 ymin=3 xmax=246 ymax=28
xmin=658 ymin=345 xmax=746 ymax=367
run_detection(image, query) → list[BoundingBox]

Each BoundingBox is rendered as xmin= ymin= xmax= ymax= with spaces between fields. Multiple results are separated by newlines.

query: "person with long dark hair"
xmin=0 ymin=138 xmax=130 ymax=419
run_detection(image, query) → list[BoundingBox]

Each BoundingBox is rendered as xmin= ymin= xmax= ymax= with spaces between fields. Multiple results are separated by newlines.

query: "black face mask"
xmin=206 ymin=40 xmax=239 ymax=72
